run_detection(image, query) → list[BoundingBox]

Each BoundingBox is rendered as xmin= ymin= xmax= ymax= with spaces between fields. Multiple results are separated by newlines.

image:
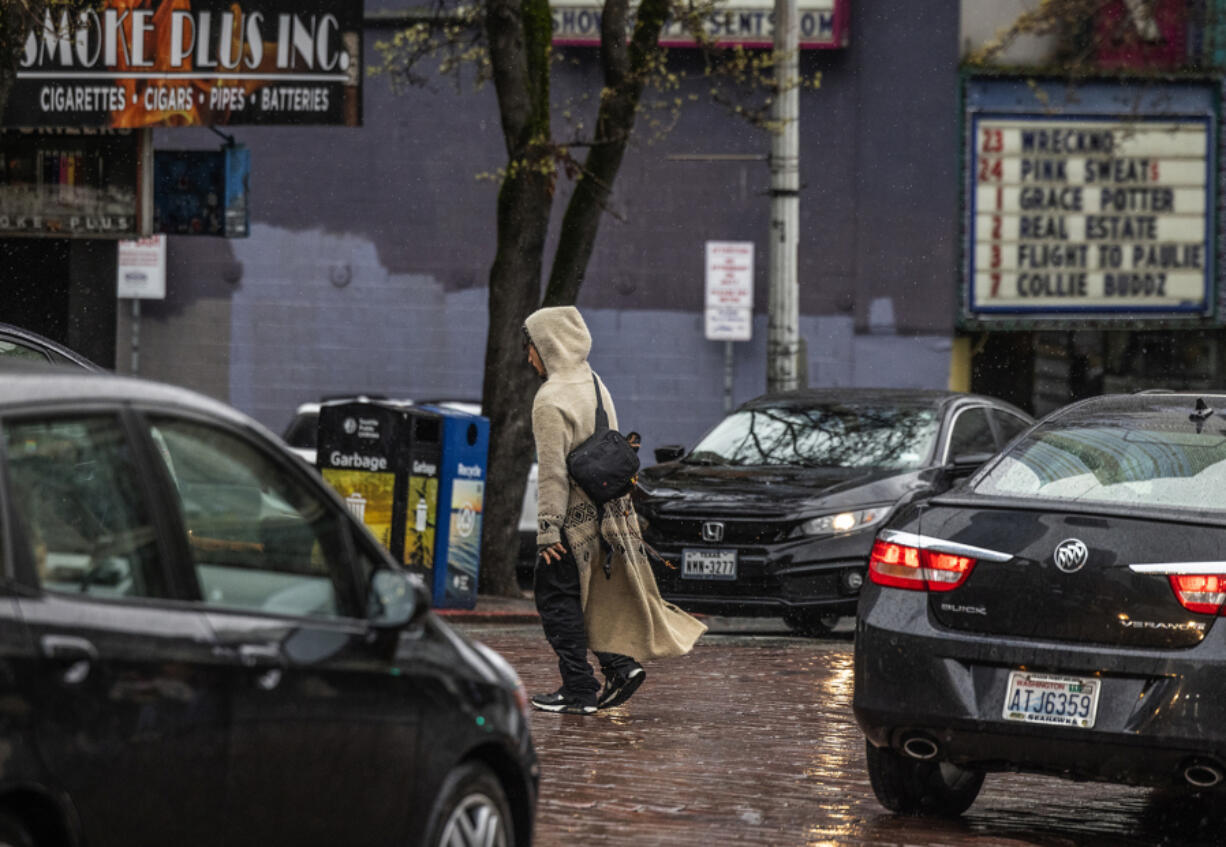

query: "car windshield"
xmin=683 ymin=403 xmax=940 ymax=470
xmin=973 ymin=407 xmax=1226 ymax=512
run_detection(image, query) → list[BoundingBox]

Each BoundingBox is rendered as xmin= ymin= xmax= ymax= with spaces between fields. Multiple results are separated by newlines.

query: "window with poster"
xmin=0 ymin=129 xmax=151 ymax=238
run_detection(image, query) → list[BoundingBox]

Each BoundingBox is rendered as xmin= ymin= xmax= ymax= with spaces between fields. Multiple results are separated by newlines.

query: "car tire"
xmin=0 ymin=811 xmax=36 ymax=847
xmin=782 ymin=609 xmax=841 ymax=637
xmin=425 ymin=761 xmax=515 ymax=847
xmin=864 ymin=739 xmax=984 ymax=817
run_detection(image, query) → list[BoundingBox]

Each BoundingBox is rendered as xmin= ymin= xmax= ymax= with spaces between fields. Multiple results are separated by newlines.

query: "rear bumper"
xmin=646 ymin=531 xmax=871 ymax=617
xmin=853 ymin=584 xmax=1226 ymax=789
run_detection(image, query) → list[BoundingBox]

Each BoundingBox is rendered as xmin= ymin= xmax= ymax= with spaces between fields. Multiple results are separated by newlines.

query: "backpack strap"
xmin=591 ymin=372 xmax=613 ymax=578
xmin=591 ymin=373 xmax=609 ymax=433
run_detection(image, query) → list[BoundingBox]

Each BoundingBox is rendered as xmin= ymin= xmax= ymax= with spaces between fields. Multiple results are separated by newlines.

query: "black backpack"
xmin=566 ymin=374 xmax=640 ymax=506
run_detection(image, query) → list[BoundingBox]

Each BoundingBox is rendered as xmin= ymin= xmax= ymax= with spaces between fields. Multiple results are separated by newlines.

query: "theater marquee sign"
xmin=6 ymin=0 xmax=361 ymax=128
xmin=550 ymin=0 xmax=848 ymax=48
xmin=963 ymin=78 xmax=1217 ymax=324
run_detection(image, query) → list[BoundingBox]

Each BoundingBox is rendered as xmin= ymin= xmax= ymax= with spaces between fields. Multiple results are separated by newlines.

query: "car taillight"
xmin=868 ymin=539 xmax=976 ymax=592
xmin=1168 ymin=574 xmax=1226 ymax=615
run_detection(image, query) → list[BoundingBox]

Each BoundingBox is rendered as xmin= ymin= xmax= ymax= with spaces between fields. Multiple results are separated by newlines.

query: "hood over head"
xmin=523 ymin=306 xmax=592 ymax=376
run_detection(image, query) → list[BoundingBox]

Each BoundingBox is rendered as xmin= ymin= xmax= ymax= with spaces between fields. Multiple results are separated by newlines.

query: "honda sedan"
xmin=855 ymin=391 xmax=1226 ymax=815
xmin=0 ymin=363 xmax=536 ymax=846
xmin=635 ymin=388 xmax=1032 ymax=635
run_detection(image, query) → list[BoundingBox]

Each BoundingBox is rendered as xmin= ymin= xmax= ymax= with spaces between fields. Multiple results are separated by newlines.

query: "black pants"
xmin=534 ymin=544 xmax=636 ymax=699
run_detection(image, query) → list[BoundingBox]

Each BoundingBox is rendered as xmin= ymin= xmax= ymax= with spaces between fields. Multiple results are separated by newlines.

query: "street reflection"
xmin=463 ymin=621 xmax=1225 ymax=846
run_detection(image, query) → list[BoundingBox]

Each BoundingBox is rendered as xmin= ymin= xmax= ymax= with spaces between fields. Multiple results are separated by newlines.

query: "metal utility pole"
xmin=766 ymin=0 xmax=800 ymax=393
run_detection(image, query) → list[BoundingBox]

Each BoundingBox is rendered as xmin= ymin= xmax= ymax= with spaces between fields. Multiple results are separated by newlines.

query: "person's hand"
xmin=538 ymin=542 xmax=566 ymax=563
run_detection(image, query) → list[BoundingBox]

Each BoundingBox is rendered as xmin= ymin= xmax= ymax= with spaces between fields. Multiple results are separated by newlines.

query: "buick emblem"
xmin=701 ymin=521 xmax=725 ymax=543
xmin=1053 ymin=538 xmax=1089 ymax=573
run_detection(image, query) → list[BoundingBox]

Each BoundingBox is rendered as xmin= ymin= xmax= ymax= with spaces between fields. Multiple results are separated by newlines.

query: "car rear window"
xmin=973 ymin=405 xmax=1226 ymax=512
xmin=283 ymin=412 xmax=319 ymax=449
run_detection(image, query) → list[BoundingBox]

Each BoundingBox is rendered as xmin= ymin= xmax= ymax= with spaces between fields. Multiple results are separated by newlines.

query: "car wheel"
xmin=864 ymin=739 xmax=984 ymax=817
xmin=426 ymin=761 xmax=515 ymax=847
xmin=782 ymin=609 xmax=841 ymax=637
xmin=0 ymin=811 xmax=36 ymax=847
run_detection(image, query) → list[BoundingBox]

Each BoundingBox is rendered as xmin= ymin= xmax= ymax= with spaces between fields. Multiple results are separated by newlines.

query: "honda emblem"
xmin=702 ymin=521 xmax=725 ymax=543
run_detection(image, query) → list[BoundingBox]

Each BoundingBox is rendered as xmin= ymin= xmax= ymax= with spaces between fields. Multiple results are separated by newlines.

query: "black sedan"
xmin=634 ymin=388 xmax=1032 ymax=635
xmin=0 ymin=363 xmax=536 ymax=847
xmin=854 ymin=391 xmax=1226 ymax=815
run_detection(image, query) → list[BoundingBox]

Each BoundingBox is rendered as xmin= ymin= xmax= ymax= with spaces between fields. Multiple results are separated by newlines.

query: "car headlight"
xmin=795 ymin=507 xmax=889 ymax=538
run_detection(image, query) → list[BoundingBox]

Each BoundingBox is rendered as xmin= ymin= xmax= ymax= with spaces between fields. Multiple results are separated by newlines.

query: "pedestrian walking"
xmin=523 ymin=306 xmax=707 ymax=715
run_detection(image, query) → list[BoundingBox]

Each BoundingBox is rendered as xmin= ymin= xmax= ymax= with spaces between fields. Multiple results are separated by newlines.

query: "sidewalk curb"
xmin=434 ymin=607 xmax=710 ymax=624
xmin=435 ymin=608 xmax=541 ymax=624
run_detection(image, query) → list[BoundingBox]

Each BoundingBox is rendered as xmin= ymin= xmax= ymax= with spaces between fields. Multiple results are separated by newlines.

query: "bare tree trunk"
xmin=0 ymin=2 xmax=27 ymax=120
xmin=479 ymin=0 xmax=554 ymax=595
xmin=542 ymin=0 xmax=670 ymax=306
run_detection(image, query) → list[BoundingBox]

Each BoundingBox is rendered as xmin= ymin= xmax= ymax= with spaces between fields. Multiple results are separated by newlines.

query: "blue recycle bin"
xmin=421 ymin=406 xmax=489 ymax=609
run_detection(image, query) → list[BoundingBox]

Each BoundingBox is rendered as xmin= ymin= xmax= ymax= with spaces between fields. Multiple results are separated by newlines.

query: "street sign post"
xmin=705 ymin=240 xmax=754 ymax=341
xmin=705 ymin=240 xmax=754 ymax=411
xmin=116 ymin=233 xmax=167 ymax=375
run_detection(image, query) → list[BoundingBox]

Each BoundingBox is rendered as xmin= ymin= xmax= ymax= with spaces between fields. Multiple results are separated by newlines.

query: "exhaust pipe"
xmin=900 ymin=733 xmax=940 ymax=761
xmin=1183 ymin=761 xmax=1224 ymax=789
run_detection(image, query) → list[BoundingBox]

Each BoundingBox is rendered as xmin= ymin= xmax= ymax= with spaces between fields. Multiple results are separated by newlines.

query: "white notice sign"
xmin=705 ymin=241 xmax=754 ymax=341
xmin=116 ymin=235 xmax=166 ymax=299
xmin=968 ymin=116 xmax=1211 ymax=316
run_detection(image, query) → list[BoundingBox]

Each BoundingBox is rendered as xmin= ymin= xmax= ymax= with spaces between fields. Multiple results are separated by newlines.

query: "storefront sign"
xmin=551 ymin=0 xmax=848 ymax=48
xmin=705 ymin=240 xmax=754 ymax=341
xmin=6 ymin=0 xmax=361 ymax=128
xmin=117 ymin=235 xmax=167 ymax=298
xmin=964 ymin=78 xmax=1217 ymax=323
xmin=0 ymin=128 xmax=150 ymax=238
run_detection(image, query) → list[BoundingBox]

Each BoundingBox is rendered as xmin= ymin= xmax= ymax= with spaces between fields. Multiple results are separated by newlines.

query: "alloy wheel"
xmin=438 ymin=791 xmax=508 ymax=847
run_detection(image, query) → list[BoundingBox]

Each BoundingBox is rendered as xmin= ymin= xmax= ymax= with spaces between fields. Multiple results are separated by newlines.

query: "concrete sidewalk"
xmin=436 ymin=592 xmax=730 ymax=628
xmin=433 ymin=593 xmax=540 ymax=623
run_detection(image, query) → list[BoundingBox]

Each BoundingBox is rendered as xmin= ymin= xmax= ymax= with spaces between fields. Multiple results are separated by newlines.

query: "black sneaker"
xmin=530 ymin=689 xmax=597 ymax=715
xmin=598 ymin=666 xmax=646 ymax=709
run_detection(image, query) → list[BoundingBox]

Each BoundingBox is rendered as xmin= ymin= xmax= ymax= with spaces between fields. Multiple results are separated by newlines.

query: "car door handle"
xmin=40 ymin=635 xmax=98 ymax=662
xmin=238 ymin=643 xmax=284 ymax=668
xmin=40 ymin=635 xmax=97 ymax=685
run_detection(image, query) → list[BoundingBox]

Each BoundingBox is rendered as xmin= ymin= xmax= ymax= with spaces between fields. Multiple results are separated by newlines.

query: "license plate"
xmin=681 ymin=549 xmax=737 ymax=580
xmin=1002 ymin=671 xmax=1101 ymax=728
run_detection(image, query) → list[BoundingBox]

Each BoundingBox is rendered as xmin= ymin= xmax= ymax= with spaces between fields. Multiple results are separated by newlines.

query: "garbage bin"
xmin=315 ymin=400 xmax=443 ymax=585
xmin=423 ymin=405 xmax=489 ymax=610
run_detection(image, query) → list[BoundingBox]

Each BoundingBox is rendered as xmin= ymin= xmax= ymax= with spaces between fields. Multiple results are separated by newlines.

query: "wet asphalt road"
xmin=452 ymin=616 xmax=1226 ymax=847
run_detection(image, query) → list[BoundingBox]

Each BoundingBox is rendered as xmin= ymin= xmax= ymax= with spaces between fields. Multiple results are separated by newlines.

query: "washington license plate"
xmin=681 ymin=549 xmax=737 ymax=580
xmin=1002 ymin=671 xmax=1101 ymax=728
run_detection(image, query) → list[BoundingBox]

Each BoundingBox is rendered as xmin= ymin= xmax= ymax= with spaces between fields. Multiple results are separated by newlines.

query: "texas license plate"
xmin=1002 ymin=671 xmax=1100 ymax=728
xmin=681 ymin=549 xmax=737 ymax=580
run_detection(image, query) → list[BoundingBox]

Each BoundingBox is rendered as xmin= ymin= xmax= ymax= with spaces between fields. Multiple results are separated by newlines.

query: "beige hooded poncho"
xmin=524 ymin=306 xmax=707 ymax=660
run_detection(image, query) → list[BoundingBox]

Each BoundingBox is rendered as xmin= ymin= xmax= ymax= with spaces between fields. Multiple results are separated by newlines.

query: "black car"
xmin=0 ymin=322 xmax=102 ymax=371
xmin=634 ymin=389 xmax=1032 ymax=634
xmin=0 ymin=364 xmax=536 ymax=846
xmin=854 ymin=391 xmax=1226 ymax=816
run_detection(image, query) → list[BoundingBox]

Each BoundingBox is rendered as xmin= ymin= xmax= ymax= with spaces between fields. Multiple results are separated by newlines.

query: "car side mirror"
xmin=654 ymin=444 xmax=686 ymax=464
xmin=946 ymin=451 xmax=995 ymax=478
xmin=367 ymin=569 xmax=425 ymax=631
